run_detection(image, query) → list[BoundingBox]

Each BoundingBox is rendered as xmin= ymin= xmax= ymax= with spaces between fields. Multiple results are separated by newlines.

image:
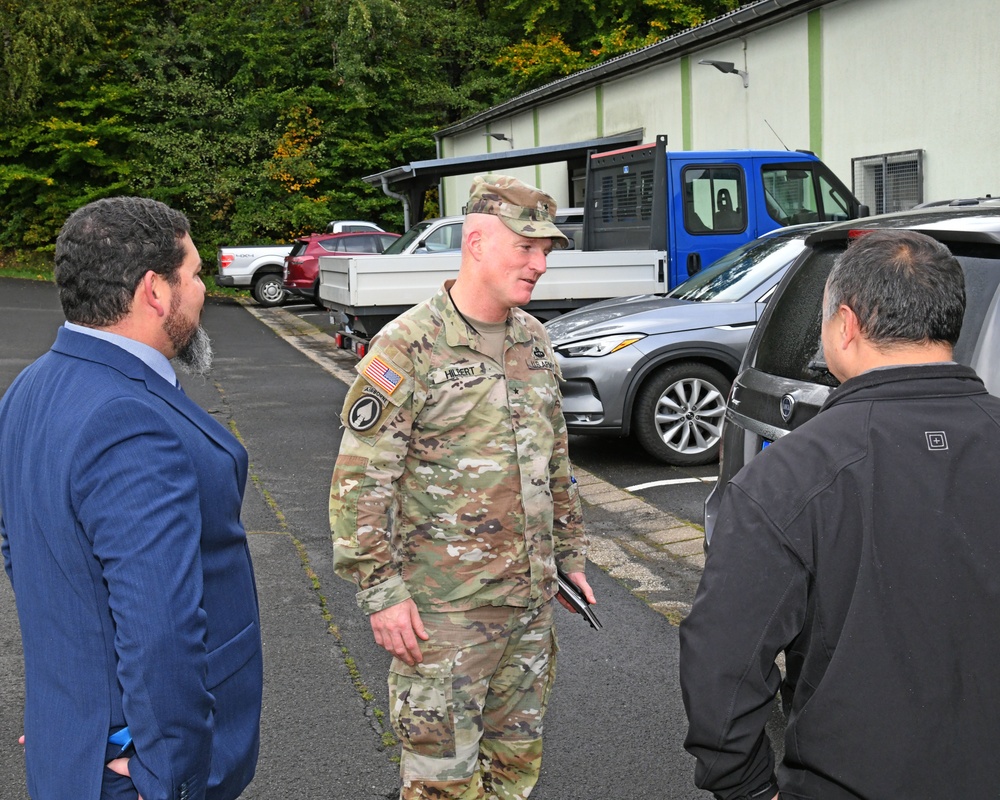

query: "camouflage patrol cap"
xmin=467 ymin=174 xmax=569 ymax=248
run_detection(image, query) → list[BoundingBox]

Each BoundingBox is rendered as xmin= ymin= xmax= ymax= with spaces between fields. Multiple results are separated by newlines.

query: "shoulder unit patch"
xmin=347 ymin=394 xmax=384 ymax=432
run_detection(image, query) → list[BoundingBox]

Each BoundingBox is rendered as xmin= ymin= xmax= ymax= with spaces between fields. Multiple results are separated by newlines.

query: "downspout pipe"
xmin=379 ymin=176 xmax=411 ymax=231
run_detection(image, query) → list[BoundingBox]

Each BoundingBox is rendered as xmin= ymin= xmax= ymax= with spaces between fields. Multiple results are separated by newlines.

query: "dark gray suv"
xmin=704 ymin=206 xmax=1000 ymax=544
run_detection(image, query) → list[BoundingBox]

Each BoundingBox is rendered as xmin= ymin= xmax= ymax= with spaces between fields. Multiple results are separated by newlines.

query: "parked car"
xmin=704 ymin=205 xmax=1000 ymax=544
xmin=216 ymin=245 xmax=293 ymax=307
xmin=381 ymin=216 xmax=464 ymax=255
xmin=283 ymin=231 xmax=400 ymax=306
xmin=323 ymin=220 xmax=386 ymax=234
xmin=544 ymin=223 xmax=825 ymax=465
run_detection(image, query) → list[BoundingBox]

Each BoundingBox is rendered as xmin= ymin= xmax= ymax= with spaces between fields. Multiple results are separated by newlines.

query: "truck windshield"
xmin=762 ymin=165 xmax=855 ymax=226
xmin=383 ymin=221 xmax=435 ymax=255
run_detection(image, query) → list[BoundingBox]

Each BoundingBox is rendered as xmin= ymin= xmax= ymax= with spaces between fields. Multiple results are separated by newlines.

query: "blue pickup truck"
xmin=583 ymin=134 xmax=865 ymax=289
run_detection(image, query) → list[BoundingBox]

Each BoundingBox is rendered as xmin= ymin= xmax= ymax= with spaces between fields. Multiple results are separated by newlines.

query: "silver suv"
xmin=704 ymin=205 xmax=1000 ymax=544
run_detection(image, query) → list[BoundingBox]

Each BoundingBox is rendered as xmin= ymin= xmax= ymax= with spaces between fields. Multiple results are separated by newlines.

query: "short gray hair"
xmin=824 ymin=229 xmax=965 ymax=347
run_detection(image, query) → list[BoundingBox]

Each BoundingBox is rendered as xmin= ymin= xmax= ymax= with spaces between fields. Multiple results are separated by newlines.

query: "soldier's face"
xmin=480 ymin=218 xmax=552 ymax=312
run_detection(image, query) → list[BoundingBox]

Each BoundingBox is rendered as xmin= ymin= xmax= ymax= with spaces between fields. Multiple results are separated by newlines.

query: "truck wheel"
xmin=311 ymin=279 xmax=325 ymax=309
xmin=252 ymin=274 xmax=285 ymax=307
xmin=632 ymin=363 xmax=730 ymax=466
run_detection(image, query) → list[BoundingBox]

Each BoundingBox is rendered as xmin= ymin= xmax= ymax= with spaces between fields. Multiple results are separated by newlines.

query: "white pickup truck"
xmin=319 ymin=243 xmax=665 ymax=344
xmin=216 ymin=245 xmax=293 ymax=306
xmin=216 ymin=220 xmax=385 ymax=307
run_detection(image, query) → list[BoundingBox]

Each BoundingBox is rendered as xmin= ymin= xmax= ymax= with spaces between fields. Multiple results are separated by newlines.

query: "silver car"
xmin=545 ymin=223 xmax=824 ymax=465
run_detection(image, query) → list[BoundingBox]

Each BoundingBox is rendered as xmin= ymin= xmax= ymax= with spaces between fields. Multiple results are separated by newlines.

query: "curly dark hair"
xmin=54 ymin=197 xmax=191 ymax=326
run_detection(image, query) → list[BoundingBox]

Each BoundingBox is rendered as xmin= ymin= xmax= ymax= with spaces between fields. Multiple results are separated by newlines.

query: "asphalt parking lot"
xmin=1 ymin=278 xmax=733 ymax=799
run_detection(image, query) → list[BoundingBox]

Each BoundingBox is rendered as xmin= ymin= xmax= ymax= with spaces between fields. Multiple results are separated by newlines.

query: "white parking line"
xmin=626 ymin=476 xmax=718 ymax=492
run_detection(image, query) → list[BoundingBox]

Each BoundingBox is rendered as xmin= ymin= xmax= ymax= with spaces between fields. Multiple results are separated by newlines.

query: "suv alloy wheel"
xmin=632 ymin=362 xmax=731 ymax=465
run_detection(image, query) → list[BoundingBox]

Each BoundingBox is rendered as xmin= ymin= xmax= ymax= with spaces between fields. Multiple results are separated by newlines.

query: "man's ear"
xmin=465 ymin=227 xmax=484 ymax=260
xmin=839 ymin=304 xmax=862 ymax=349
xmin=139 ymin=270 xmax=168 ymax=317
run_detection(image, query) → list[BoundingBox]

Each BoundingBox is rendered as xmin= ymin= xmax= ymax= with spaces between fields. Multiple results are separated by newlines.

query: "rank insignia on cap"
xmin=363 ymin=355 xmax=403 ymax=395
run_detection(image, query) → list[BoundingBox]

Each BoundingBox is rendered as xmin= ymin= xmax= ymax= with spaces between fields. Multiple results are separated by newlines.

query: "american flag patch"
xmin=363 ymin=355 xmax=403 ymax=395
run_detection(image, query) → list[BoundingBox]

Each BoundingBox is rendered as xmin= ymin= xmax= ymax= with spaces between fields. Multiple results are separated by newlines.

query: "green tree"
xmin=0 ymin=0 xmax=752 ymax=254
xmin=495 ymin=0 xmax=743 ymax=90
xmin=0 ymin=0 xmax=97 ymax=123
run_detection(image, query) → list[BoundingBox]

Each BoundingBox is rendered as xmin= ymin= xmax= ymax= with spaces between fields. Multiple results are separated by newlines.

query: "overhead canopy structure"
xmin=363 ymin=130 xmax=644 ymax=228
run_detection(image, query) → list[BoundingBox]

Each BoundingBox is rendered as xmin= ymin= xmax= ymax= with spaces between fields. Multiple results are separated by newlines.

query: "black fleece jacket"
xmin=680 ymin=364 xmax=1000 ymax=799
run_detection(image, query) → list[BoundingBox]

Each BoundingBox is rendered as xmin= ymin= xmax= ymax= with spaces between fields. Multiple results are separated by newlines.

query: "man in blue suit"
xmin=0 ymin=197 xmax=263 ymax=800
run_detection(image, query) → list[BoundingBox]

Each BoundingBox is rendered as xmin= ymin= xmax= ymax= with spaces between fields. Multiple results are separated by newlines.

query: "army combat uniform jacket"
xmin=331 ymin=282 xmax=588 ymax=616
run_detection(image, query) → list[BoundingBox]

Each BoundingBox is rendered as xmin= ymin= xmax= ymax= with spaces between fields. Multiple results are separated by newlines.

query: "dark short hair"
xmin=54 ymin=197 xmax=191 ymax=326
xmin=825 ymin=229 xmax=965 ymax=347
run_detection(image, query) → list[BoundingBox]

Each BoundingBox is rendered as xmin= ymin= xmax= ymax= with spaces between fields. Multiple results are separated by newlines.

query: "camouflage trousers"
xmin=388 ymin=601 xmax=558 ymax=800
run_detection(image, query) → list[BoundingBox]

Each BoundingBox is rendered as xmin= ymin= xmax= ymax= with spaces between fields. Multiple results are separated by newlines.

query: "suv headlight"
xmin=555 ymin=334 xmax=646 ymax=358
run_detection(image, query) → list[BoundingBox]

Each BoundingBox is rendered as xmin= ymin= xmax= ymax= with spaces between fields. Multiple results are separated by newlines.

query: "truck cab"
xmin=583 ymin=135 xmax=864 ymax=289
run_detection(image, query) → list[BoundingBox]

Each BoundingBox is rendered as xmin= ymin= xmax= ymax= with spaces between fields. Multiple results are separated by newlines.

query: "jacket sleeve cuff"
xmin=555 ymin=551 xmax=588 ymax=575
xmin=356 ymin=575 xmax=411 ymax=615
xmin=722 ymin=776 xmax=779 ymax=800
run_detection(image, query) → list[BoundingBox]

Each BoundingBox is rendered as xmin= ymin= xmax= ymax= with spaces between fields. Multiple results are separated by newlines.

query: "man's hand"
xmin=370 ymin=598 xmax=429 ymax=665
xmin=23 ymin=733 xmax=146 ymax=799
xmin=106 ymin=757 xmax=145 ymax=800
xmin=556 ymin=570 xmax=597 ymax=613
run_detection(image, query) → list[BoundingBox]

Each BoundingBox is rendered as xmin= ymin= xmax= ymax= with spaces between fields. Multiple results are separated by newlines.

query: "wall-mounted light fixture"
xmin=699 ymin=59 xmax=749 ymax=88
xmin=484 ymin=132 xmax=514 ymax=148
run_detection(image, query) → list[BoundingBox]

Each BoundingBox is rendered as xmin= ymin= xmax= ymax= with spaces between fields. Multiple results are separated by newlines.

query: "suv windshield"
xmin=754 ymin=240 xmax=1000 ymax=389
xmin=667 ymin=234 xmax=807 ymax=303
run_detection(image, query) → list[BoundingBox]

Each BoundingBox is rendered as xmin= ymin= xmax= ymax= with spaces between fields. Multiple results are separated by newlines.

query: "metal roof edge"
xmin=435 ymin=0 xmax=837 ymax=139
xmin=362 ymin=130 xmax=644 ymax=186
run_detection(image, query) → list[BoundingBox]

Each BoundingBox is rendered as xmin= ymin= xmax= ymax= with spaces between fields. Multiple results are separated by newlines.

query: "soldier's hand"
xmin=566 ymin=571 xmax=596 ymax=605
xmin=370 ymin=599 xmax=429 ymax=665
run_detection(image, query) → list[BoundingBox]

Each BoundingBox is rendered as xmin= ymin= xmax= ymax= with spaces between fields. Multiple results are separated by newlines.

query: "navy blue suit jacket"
xmin=0 ymin=327 xmax=262 ymax=800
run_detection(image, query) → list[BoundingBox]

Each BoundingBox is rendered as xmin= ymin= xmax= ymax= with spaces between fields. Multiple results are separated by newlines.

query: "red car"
xmin=282 ymin=231 xmax=400 ymax=306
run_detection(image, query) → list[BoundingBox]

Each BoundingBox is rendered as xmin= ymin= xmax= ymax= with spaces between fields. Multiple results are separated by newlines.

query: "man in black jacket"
xmin=679 ymin=229 xmax=1000 ymax=799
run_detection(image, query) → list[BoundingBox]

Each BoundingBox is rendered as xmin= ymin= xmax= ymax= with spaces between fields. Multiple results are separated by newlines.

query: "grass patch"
xmin=206 ymin=276 xmax=247 ymax=300
xmin=0 ymin=250 xmax=54 ymax=281
xmin=0 ymin=248 xmax=247 ymax=300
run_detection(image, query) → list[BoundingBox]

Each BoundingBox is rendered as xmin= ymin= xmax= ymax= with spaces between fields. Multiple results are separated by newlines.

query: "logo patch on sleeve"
xmin=363 ymin=355 xmax=403 ymax=395
xmin=348 ymin=395 xmax=384 ymax=432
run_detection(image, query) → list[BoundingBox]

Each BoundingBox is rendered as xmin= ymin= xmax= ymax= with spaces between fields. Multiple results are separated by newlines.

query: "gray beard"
xmin=172 ymin=325 xmax=214 ymax=376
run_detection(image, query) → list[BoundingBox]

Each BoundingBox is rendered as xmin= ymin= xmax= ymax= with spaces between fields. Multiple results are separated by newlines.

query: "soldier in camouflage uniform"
xmin=331 ymin=174 xmax=594 ymax=799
